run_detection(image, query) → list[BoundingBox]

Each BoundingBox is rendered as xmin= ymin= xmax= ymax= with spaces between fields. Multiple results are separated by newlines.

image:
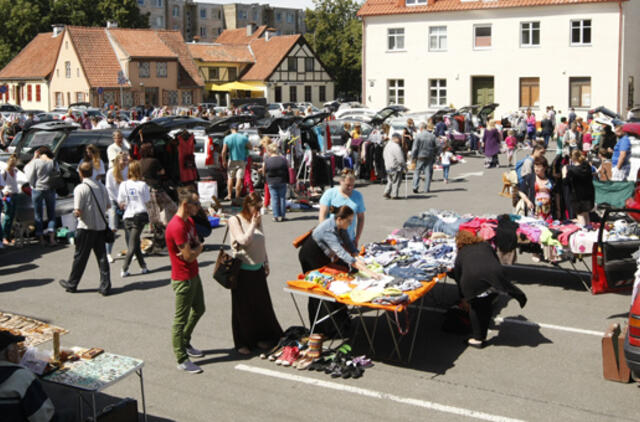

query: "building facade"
xmin=358 ymin=0 xmax=640 ymax=118
xmin=222 ymin=3 xmax=305 ymax=35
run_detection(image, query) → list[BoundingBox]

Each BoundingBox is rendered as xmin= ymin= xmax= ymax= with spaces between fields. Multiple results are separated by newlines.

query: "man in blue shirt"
xmin=221 ymin=124 xmax=250 ymax=201
xmin=318 ymin=170 xmax=366 ymax=245
xmin=612 ymin=123 xmax=631 ymax=181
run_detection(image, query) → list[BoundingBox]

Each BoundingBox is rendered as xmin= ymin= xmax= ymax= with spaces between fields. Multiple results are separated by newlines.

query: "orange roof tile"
xmin=156 ymin=30 xmax=204 ymax=87
xmin=0 ymin=32 xmax=63 ymax=80
xmin=241 ymin=35 xmax=301 ymax=81
xmin=67 ymin=26 xmax=124 ymax=88
xmin=109 ymin=28 xmax=177 ymax=58
xmin=215 ymin=25 xmax=268 ymax=44
xmin=358 ymin=0 xmax=624 ymax=17
xmin=187 ymin=43 xmax=255 ymax=63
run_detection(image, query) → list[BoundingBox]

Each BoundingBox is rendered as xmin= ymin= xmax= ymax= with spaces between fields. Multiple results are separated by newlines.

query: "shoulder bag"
xmin=87 ymin=183 xmax=115 ymax=244
xmin=213 ymin=216 xmax=243 ymax=289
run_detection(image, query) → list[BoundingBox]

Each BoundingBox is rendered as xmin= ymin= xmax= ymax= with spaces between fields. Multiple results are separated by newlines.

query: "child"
xmin=505 ymin=129 xmax=517 ymax=167
xmin=441 ymin=145 xmax=453 ymax=184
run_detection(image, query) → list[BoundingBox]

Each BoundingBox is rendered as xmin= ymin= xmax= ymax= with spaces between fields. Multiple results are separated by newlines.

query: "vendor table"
xmin=285 ymin=276 xmax=441 ymax=363
xmin=42 ymin=352 xmax=147 ymax=422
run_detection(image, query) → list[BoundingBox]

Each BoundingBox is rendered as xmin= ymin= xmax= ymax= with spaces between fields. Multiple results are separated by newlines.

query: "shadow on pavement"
xmin=193 ymin=348 xmax=254 ymax=366
xmin=110 ymin=279 xmax=171 ymax=295
xmin=0 ymin=277 xmax=54 ymax=293
xmin=0 ymin=243 xmax=68 ymax=267
xmin=283 ymin=215 xmax=318 ymax=222
xmin=504 ymin=263 xmax=590 ymax=292
xmin=427 ymin=187 xmax=468 ymax=193
xmin=489 ymin=315 xmax=553 ymax=348
xmin=0 ymin=263 xmax=38 ymax=276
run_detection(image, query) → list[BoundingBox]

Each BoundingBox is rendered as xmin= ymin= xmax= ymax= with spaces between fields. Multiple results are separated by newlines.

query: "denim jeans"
xmin=123 ymin=215 xmax=147 ymax=272
xmin=442 ymin=164 xmax=450 ymax=181
xmin=2 ymin=195 xmax=16 ymax=240
xmin=32 ymin=189 xmax=56 ymax=236
xmin=413 ymin=158 xmax=434 ymax=192
xmin=268 ymin=183 xmax=287 ymax=219
xmin=543 ymin=134 xmax=551 ymax=148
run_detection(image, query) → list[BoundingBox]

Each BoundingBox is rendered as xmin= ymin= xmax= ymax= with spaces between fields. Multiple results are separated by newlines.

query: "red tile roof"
xmin=215 ymin=25 xmax=268 ymax=44
xmin=241 ymin=35 xmax=301 ymax=81
xmin=187 ymin=43 xmax=255 ymax=63
xmin=66 ymin=26 xmax=124 ymax=88
xmin=156 ymin=30 xmax=205 ymax=87
xmin=109 ymin=28 xmax=176 ymax=58
xmin=0 ymin=32 xmax=63 ymax=80
xmin=358 ymin=0 xmax=624 ymax=17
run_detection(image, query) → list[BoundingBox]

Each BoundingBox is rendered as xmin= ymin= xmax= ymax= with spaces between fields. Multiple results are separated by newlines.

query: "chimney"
xmin=246 ymin=23 xmax=256 ymax=36
xmin=106 ymin=20 xmax=118 ymax=29
xmin=52 ymin=24 xmax=64 ymax=37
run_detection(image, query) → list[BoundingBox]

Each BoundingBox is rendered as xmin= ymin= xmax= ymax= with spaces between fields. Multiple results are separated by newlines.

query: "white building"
xmin=358 ymin=0 xmax=640 ymax=118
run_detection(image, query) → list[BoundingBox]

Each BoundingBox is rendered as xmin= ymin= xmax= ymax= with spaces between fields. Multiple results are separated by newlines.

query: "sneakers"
xmin=141 ymin=267 xmax=150 ymax=275
xmin=277 ymin=346 xmax=300 ymax=367
xmin=186 ymin=344 xmax=204 ymax=358
xmin=107 ymin=254 xmax=114 ymax=263
xmin=177 ymin=359 xmax=203 ymax=374
xmin=121 ymin=270 xmax=130 ymax=278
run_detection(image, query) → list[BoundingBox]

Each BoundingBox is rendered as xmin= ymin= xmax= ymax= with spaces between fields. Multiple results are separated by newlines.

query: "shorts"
xmin=227 ymin=160 xmax=246 ymax=179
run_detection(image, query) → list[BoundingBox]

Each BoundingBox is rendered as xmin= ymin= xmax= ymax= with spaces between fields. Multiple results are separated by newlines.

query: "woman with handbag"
xmin=117 ymin=160 xmax=151 ymax=277
xmin=24 ymin=146 xmax=59 ymax=246
xmin=228 ymin=192 xmax=282 ymax=355
xmin=2 ymin=154 xmax=19 ymax=246
xmin=105 ymin=153 xmax=129 ymax=263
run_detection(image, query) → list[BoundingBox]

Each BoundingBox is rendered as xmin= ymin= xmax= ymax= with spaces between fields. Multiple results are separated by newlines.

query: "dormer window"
xmin=406 ymin=0 xmax=427 ymax=5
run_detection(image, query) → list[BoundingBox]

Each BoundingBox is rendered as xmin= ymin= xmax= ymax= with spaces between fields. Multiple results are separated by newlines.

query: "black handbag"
xmin=87 ymin=183 xmax=115 ymax=244
xmin=213 ymin=216 xmax=243 ymax=289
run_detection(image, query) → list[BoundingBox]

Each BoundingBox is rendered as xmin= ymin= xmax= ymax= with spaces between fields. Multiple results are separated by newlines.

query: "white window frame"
xmin=520 ymin=21 xmax=540 ymax=47
xmin=406 ymin=0 xmax=427 ymax=4
xmin=428 ymin=26 xmax=447 ymax=52
xmin=168 ymin=90 xmax=178 ymax=106
xmin=156 ymin=62 xmax=167 ymax=78
xmin=139 ymin=62 xmax=150 ymax=78
xmin=200 ymin=26 xmax=207 ymax=38
xmin=429 ymin=79 xmax=447 ymax=108
xmin=200 ymin=8 xmax=206 ymax=19
xmin=65 ymin=61 xmax=71 ymax=78
xmin=569 ymin=77 xmax=591 ymax=108
xmin=571 ymin=19 xmax=592 ymax=46
xmin=153 ymin=0 xmax=162 ymax=7
xmin=388 ymin=79 xmax=405 ymax=105
xmin=172 ymin=6 xmax=180 ymax=17
xmin=473 ymin=24 xmax=492 ymax=50
xmin=387 ymin=28 xmax=405 ymax=51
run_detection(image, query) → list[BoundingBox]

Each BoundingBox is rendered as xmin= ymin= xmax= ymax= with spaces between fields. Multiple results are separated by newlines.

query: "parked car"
xmin=0 ymin=104 xmax=23 ymax=113
xmin=624 ymin=292 xmax=640 ymax=378
xmin=267 ymin=102 xmax=300 ymax=118
xmin=334 ymin=108 xmax=378 ymax=120
xmin=296 ymin=102 xmax=320 ymax=114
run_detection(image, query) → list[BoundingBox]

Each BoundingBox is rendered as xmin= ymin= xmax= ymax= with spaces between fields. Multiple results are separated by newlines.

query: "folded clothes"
xmin=372 ymin=294 xmax=409 ymax=305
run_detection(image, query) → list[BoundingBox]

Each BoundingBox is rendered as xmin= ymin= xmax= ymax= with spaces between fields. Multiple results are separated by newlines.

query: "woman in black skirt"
xmin=298 ymin=206 xmax=379 ymax=337
xmin=229 ymin=193 xmax=283 ymax=355
xmin=563 ymin=150 xmax=595 ymax=226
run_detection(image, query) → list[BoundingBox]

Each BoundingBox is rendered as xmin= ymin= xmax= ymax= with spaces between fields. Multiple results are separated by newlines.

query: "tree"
xmin=0 ymin=0 xmax=48 ymax=70
xmin=305 ymin=0 xmax=362 ymax=99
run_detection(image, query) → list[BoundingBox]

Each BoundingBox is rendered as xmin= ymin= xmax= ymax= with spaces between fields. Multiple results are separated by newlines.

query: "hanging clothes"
xmin=177 ymin=131 xmax=198 ymax=184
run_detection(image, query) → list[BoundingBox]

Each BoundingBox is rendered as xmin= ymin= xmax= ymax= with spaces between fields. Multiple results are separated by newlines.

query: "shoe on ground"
xmin=412 ymin=189 xmax=418 ymax=194
xmin=107 ymin=254 xmax=114 ymax=263
xmin=99 ymin=287 xmax=111 ymax=297
xmin=177 ymin=359 xmax=203 ymax=374
xmin=141 ymin=267 xmax=149 ymax=275
xmin=237 ymin=346 xmax=252 ymax=355
xmin=121 ymin=270 xmax=130 ymax=278
xmin=58 ymin=279 xmax=76 ymax=293
xmin=383 ymin=193 xmax=391 ymax=199
xmin=187 ymin=344 xmax=205 ymax=358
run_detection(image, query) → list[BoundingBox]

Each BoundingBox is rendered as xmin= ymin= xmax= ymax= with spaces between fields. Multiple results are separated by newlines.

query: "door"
xmin=472 ymin=76 xmax=494 ymax=105
xmin=145 ymin=87 xmax=159 ymax=107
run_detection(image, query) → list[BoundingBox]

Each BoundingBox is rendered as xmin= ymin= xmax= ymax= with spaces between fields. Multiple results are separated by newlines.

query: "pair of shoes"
xmin=275 ymin=346 xmax=299 ymax=366
xmin=58 ymin=279 xmax=76 ymax=293
xmin=107 ymin=254 xmax=114 ymax=263
xmin=121 ymin=270 xmax=130 ymax=278
xmin=177 ymin=359 xmax=203 ymax=374
xmin=383 ymin=193 xmax=391 ymax=199
xmin=141 ymin=267 xmax=150 ymax=274
xmin=186 ymin=344 xmax=205 ymax=358
xmin=237 ymin=346 xmax=252 ymax=355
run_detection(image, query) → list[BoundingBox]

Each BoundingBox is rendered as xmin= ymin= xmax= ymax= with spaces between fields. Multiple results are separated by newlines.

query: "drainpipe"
xmin=617 ymin=0 xmax=623 ymax=114
xmin=362 ymin=17 xmax=366 ymax=106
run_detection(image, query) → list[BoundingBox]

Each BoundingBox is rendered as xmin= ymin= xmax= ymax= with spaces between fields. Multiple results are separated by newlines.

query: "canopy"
xmin=208 ymin=81 xmax=265 ymax=92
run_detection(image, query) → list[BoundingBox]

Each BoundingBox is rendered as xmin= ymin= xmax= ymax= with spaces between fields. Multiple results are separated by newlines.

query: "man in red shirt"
xmin=166 ymin=189 xmax=206 ymax=374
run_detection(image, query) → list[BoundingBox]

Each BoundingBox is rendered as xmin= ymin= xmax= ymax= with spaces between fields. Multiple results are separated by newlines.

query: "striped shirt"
xmin=0 ymin=361 xmax=55 ymax=422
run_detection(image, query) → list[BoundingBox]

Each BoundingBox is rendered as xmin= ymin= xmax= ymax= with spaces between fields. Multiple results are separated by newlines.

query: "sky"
xmin=201 ymin=0 xmax=317 ymax=9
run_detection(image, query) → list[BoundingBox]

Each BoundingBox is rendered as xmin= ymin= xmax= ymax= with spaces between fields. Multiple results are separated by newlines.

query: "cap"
xmin=0 ymin=330 xmax=25 ymax=351
xmin=391 ymin=133 xmax=402 ymax=140
xmin=230 ymin=123 xmax=239 ymax=129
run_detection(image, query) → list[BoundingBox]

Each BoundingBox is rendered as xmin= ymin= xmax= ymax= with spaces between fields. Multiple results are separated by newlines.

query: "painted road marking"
xmin=235 ymin=364 xmax=525 ymax=422
xmin=455 ymin=171 xmax=485 ymax=179
xmin=417 ymin=305 xmax=604 ymax=337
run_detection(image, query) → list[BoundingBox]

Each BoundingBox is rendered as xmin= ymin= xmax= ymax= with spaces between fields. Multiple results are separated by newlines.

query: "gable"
xmin=0 ymin=32 xmax=63 ymax=80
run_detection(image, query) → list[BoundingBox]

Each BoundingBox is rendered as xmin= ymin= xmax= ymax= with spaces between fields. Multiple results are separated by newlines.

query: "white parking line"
xmin=235 ymin=364 xmax=526 ymax=422
xmin=418 ymin=305 xmax=604 ymax=337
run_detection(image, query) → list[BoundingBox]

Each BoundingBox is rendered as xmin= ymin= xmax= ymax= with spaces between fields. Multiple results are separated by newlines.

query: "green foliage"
xmin=305 ymin=0 xmax=362 ymax=99
xmin=0 ymin=0 xmax=149 ymax=69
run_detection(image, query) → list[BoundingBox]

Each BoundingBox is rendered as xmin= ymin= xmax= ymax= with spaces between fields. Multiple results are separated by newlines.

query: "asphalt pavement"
xmin=0 ymin=151 xmax=637 ymax=422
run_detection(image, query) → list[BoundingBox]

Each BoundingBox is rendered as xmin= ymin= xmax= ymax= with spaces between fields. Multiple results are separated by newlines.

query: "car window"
xmin=194 ymin=138 xmax=205 ymax=153
xmin=268 ymin=104 xmax=279 ymax=110
xmin=23 ymin=131 xmax=65 ymax=150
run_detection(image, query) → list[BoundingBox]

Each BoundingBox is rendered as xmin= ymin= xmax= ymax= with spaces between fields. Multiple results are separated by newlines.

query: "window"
xmin=138 ymin=0 xmax=144 ymax=5
xmin=153 ymin=0 xmax=162 ymax=6
xmin=182 ymin=90 xmax=193 ymax=105
xmin=173 ymin=6 xmax=180 ymax=17
xmin=56 ymin=92 xmax=63 ymax=107
xmin=387 ymin=28 xmax=405 ymax=51
xmin=238 ymin=11 xmax=247 ymax=20
xmin=571 ymin=20 xmax=591 ymax=45
xmin=65 ymin=61 xmax=71 ymax=78
xmin=319 ymin=86 xmax=326 ymax=102
xmin=287 ymin=13 xmax=294 ymax=24
xmin=200 ymin=8 xmax=206 ymax=19
xmin=168 ymin=90 xmax=178 ymax=105
xmin=157 ymin=62 xmax=167 ymax=78
xmin=253 ymin=10 xmax=258 ymax=21
xmin=36 ymin=85 xmax=41 ymax=102
xmin=428 ymin=79 xmax=447 ymax=107
xmin=289 ymin=86 xmax=297 ymax=102
xmin=288 ymin=57 xmax=298 ymax=72
xmin=305 ymin=86 xmax=312 ymax=102
xmin=388 ymin=79 xmax=404 ymax=105
xmin=276 ymin=12 xmax=282 ymax=23
xmin=200 ymin=26 xmax=207 ymax=38
xmin=406 ymin=0 xmax=427 ymax=4
xmin=139 ymin=62 xmax=150 ymax=78
xmin=305 ymin=58 xmax=314 ymax=72
xmin=76 ymin=68 xmax=80 ymax=77
xmin=154 ymin=16 xmax=164 ymax=28
xmin=228 ymin=67 xmax=237 ymax=81
xmin=218 ymin=10 xmax=221 ymax=20
xmin=474 ymin=25 xmax=492 ymax=48
xmin=275 ymin=86 xmax=282 ymax=102
xmin=76 ymin=92 xmax=83 ymax=103
xmin=520 ymin=77 xmax=540 ymax=108
xmin=521 ymin=22 xmax=540 ymax=47
xmin=209 ymin=67 xmax=219 ymax=80
xmin=570 ymin=77 xmax=591 ymax=108
xmin=429 ymin=26 xmax=447 ymax=51
xmin=27 ymin=85 xmax=32 ymax=101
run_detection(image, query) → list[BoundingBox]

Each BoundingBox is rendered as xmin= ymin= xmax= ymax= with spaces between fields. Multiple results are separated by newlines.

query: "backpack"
xmin=515 ymin=156 xmax=533 ymax=185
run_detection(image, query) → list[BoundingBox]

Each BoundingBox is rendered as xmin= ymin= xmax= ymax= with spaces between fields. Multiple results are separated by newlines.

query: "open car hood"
xmin=205 ymin=115 xmax=257 ymax=134
xmin=257 ymin=116 xmax=304 ymax=134
xmin=477 ymin=103 xmax=499 ymax=118
xmin=369 ymin=105 xmax=409 ymax=126
xmin=129 ymin=117 xmax=209 ymax=141
xmin=300 ymin=112 xmax=331 ymax=128
xmin=457 ymin=105 xmax=480 ymax=115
